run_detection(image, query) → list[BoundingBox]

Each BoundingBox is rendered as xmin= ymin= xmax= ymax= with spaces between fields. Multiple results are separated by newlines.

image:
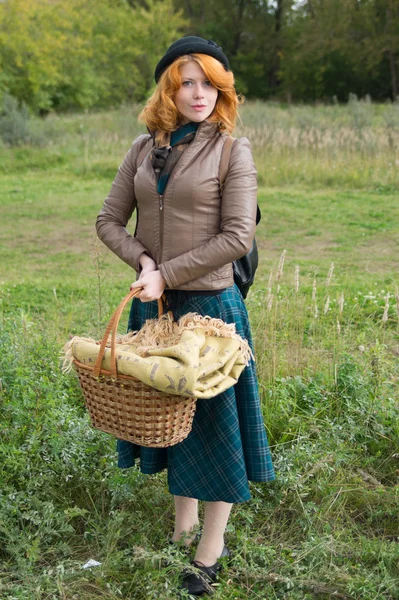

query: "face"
xmin=174 ymin=61 xmax=218 ymax=125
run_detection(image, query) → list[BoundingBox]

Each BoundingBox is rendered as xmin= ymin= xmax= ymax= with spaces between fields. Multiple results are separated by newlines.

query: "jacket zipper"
xmin=159 ymin=194 xmax=164 ymax=263
xmin=156 ymin=133 xmax=201 ymax=265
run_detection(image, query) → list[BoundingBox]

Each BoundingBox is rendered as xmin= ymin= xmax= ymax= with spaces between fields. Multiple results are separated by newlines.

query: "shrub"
xmin=0 ymin=93 xmax=31 ymax=146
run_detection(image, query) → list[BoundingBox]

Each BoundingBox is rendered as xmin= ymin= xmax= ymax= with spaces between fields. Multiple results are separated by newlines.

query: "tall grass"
xmin=1 ymin=100 xmax=399 ymax=599
xmin=1 ymin=247 xmax=398 ymax=599
xmin=1 ymin=97 xmax=399 ymax=188
xmin=251 ymin=254 xmax=398 ymax=382
xmin=238 ymin=99 xmax=399 ymax=188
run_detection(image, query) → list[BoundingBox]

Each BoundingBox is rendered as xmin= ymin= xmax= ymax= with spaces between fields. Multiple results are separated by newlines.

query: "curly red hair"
xmin=139 ymin=54 xmax=241 ymax=137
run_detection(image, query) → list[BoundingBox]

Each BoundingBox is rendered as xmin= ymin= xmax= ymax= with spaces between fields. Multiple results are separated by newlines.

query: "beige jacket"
xmin=96 ymin=120 xmax=257 ymax=290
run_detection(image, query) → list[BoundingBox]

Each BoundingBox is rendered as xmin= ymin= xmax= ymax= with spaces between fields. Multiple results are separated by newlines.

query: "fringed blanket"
xmin=62 ymin=312 xmax=253 ymax=399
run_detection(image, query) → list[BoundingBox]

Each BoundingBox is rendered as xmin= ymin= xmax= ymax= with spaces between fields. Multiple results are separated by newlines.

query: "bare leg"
xmin=172 ymin=495 xmax=200 ymax=546
xmin=194 ymin=501 xmax=233 ymax=566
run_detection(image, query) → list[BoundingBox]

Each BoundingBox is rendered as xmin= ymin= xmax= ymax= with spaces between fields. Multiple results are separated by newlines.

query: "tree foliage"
xmin=174 ymin=0 xmax=399 ymax=102
xmin=280 ymin=0 xmax=399 ymax=101
xmin=0 ymin=0 xmax=186 ymax=113
xmin=0 ymin=0 xmax=398 ymax=112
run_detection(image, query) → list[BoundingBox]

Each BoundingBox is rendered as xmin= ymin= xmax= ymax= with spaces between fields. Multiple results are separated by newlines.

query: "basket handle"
xmin=93 ymin=289 xmax=164 ymax=379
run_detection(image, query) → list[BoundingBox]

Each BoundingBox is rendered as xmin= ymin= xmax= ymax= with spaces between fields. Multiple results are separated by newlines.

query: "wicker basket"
xmin=73 ymin=289 xmax=197 ymax=448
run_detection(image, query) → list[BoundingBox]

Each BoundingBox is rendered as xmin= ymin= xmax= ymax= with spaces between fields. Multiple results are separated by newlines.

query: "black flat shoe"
xmin=181 ymin=545 xmax=231 ymax=596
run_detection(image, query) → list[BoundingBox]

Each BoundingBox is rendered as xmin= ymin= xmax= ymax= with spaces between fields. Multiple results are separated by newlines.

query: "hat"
xmin=154 ymin=36 xmax=229 ymax=83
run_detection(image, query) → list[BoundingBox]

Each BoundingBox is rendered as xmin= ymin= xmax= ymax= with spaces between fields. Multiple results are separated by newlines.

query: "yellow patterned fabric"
xmin=63 ymin=313 xmax=252 ymax=399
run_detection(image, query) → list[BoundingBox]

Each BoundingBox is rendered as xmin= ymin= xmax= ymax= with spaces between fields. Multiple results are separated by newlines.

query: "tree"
xmin=0 ymin=0 xmax=186 ymax=112
xmin=173 ymin=0 xmax=294 ymax=98
xmin=280 ymin=0 xmax=399 ymax=101
xmin=364 ymin=0 xmax=399 ymax=99
xmin=1 ymin=0 xmax=398 ymax=108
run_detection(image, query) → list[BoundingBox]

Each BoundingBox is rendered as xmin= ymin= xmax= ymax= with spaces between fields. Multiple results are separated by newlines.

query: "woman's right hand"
xmin=130 ymin=254 xmax=162 ymax=301
xmin=131 ymin=270 xmax=166 ymax=301
xmin=138 ymin=253 xmax=157 ymax=279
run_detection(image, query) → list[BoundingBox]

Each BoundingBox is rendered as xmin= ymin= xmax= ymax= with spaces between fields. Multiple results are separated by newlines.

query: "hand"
xmin=138 ymin=253 xmax=157 ymax=278
xmin=130 ymin=270 xmax=166 ymax=302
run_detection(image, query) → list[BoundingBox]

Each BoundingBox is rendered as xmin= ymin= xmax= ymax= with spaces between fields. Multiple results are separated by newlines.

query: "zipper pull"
xmin=159 ymin=195 xmax=164 ymax=210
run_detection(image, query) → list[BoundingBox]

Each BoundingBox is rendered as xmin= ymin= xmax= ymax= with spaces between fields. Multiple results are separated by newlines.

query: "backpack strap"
xmin=133 ymin=135 xmax=153 ymax=238
xmin=136 ymin=135 xmax=153 ymax=169
xmin=219 ymin=135 xmax=261 ymax=225
xmin=219 ymin=135 xmax=236 ymax=192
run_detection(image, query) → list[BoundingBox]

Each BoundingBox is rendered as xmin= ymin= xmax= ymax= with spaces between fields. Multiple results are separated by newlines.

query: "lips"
xmin=191 ymin=105 xmax=206 ymax=108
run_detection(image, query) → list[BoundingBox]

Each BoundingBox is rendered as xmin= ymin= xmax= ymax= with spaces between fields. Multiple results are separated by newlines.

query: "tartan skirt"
xmin=117 ymin=284 xmax=275 ymax=503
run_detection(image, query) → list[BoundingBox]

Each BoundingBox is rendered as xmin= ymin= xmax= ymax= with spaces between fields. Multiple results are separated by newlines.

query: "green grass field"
xmin=1 ymin=102 xmax=399 ymax=599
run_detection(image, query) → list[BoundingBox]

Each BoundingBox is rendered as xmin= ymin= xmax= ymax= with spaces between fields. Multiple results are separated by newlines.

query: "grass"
xmin=1 ymin=100 xmax=399 ymax=599
xmin=1 ymin=178 xmax=398 ymax=287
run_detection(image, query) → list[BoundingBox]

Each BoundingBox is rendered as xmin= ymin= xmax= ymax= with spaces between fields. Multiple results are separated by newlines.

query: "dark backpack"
xmin=219 ymin=136 xmax=261 ymax=299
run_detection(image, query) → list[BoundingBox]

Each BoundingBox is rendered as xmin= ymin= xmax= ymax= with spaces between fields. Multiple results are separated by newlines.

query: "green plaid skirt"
xmin=117 ymin=285 xmax=275 ymax=503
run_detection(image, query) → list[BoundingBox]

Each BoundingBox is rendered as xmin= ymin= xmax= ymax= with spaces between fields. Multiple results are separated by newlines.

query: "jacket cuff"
xmin=158 ymin=263 xmax=175 ymax=289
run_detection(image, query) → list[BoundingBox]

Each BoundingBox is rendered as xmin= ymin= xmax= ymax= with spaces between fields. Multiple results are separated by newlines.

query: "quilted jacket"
xmin=96 ymin=120 xmax=257 ymax=290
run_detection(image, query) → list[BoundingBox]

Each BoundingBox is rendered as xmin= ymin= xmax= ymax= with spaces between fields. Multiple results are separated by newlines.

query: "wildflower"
xmin=312 ymin=276 xmax=317 ymax=302
xmin=338 ymin=292 xmax=344 ymax=315
xmin=294 ymin=265 xmax=299 ymax=293
xmin=382 ymin=293 xmax=390 ymax=323
xmin=267 ymin=293 xmax=274 ymax=312
xmin=324 ymin=295 xmax=330 ymax=314
xmin=276 ymin=250 xmax=286 ymax=282
xmin=326 ymin=262 xmax=334 ymax=287
xmin=267 ymin=269 xmax=273 ymax=294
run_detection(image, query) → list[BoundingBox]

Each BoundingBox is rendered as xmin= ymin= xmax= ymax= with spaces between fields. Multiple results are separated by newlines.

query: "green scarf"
xmin=151 ymin=122 xmax=199 ymax=195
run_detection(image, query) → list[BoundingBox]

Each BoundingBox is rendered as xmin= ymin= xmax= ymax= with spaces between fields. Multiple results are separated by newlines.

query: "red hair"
xmin=139 ymin=54 xmax=241 ymax=137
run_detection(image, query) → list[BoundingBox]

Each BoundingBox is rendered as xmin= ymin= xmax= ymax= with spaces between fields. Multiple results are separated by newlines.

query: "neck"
xmin=176 ymin=120 xmax=199 ymax=129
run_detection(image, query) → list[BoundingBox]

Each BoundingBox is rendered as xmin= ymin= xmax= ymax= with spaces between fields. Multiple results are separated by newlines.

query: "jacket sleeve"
xmin=95 ymin=134 xmax=151 ymax=272
xmin=158 ymin=137 xmax=257 ymax=289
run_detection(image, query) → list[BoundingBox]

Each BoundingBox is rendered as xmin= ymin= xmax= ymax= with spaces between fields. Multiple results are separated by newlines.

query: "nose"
xmin=193 ymin=83 xmax=204 ymax=99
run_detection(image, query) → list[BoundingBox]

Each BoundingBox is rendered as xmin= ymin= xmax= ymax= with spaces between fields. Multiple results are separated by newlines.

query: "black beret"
xmin=154 ymin=36 xmax=230 ymax=83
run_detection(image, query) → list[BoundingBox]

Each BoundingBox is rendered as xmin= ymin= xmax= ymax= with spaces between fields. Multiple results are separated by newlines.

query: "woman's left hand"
xmin=130 ymin=270 xmax=166 ymax=302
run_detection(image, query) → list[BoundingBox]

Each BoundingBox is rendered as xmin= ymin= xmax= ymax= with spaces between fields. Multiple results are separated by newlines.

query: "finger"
xmin=138 ymin=291 xmax=156 ymax=302
xmin=130 ymin=281 xmax=144 ymax=291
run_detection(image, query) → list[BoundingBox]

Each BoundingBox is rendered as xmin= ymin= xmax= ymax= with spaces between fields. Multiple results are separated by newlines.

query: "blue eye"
xmin=182 ymin=80 xmax=213 ymax=87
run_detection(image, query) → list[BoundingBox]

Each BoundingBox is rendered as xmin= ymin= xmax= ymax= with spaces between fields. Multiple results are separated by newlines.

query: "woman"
xmin=96 ymin=36 xmax=275 ymax=596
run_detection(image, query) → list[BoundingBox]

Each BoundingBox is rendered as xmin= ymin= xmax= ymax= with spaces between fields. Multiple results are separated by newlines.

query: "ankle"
xmin=194 ymin=537 xmax=225 ymax=567
xmin=172 ymin=523 xmax=200 ymax=546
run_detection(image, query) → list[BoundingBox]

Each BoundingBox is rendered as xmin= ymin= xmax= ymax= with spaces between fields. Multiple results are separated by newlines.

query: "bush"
xmin=0 ymin=93 xmax=31 ymax=146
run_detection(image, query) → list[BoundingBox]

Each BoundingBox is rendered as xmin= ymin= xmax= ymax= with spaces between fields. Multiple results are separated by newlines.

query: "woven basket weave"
xmin=74 ymin=290 xmax=197 ymax=448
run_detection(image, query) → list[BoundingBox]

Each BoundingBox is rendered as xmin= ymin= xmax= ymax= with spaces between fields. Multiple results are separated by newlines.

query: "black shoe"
xmin=181 ymin=546 xmax=231 ymax=596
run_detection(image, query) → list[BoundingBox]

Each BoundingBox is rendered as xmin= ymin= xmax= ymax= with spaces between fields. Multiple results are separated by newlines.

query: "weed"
xmin=1 ymin=102 xmax=399 ymax=599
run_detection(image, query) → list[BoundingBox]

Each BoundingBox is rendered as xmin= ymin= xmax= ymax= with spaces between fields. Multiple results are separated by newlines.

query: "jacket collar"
xmin=194 ymin=119 xmax=219 ymax=140
xmin=148 ymin=119 xmax=219 ymax=145
xmin=169 ymin=120 xmax=219 ymax=181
